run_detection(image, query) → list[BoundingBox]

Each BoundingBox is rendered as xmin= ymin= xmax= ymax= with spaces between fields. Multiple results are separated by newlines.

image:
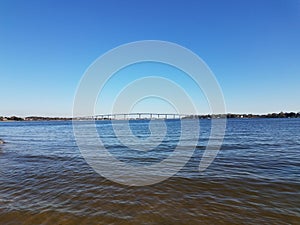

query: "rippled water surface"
xmin=0 ymin=118 xmax=299 ymax=224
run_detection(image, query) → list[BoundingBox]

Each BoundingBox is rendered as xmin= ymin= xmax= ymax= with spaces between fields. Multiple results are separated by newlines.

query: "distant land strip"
xmin=0 ymin=112 xmax=299 ymax=121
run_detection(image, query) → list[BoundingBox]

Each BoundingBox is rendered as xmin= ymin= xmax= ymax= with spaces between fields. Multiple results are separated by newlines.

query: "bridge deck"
xmin=94 ymin=113 xmax=190 ymax=120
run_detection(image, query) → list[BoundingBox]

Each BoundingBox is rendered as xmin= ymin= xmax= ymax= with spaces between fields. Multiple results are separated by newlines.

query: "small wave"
xmin=18 ymin=154 xmax=82 ymax=164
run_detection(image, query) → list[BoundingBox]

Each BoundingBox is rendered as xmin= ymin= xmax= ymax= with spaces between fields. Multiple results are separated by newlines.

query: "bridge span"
xmin=95 ymin=113 xmax=194 ymax=120
xmin=74 ymin=113 xmax=198 ymax=120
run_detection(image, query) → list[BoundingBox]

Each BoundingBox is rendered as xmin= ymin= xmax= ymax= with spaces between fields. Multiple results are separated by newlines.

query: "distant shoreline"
xmin=1 ymin=112 xmax=299 ymax=121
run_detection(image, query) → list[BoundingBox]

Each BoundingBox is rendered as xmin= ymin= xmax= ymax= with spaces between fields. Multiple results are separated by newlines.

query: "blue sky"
xmin=0 ymin=0 xmax=299 ymax=116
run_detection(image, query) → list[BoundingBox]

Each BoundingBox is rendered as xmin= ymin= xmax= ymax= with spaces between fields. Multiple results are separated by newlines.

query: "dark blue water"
xmin=0 ymin=118 xmax=299 ymax=224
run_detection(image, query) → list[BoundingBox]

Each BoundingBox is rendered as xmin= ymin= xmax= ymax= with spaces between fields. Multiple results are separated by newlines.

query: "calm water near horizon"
xmin=0 ymin=118 xmax=299 ymax=224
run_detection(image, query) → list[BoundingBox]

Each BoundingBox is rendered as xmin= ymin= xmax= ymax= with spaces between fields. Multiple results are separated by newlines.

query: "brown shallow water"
xmin=0 ymin=119 xmax=299 ymax=224
xmin=1 ymin=176 xmax=299 ymax=225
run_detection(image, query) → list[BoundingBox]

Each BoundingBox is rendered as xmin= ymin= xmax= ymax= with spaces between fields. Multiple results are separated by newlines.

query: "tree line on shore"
xmin=0 ymin=116 xmax=71 ymax=121
xmin=185 ymin=112 xmax=300 ymax=119
xmin=0 ymin=112 xmax=299 ymax=121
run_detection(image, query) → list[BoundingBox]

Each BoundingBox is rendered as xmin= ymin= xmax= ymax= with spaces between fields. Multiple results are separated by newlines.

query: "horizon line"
xmin=1 ymin=111 xmax=300 ymax=119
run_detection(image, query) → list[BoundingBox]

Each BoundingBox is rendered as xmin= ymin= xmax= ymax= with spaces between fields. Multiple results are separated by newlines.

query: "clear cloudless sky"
xmin=0 ymin=0 xmax=299 ymax=117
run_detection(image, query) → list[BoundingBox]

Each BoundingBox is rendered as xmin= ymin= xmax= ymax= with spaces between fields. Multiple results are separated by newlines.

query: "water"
xmin=0 ymin=119 xmax=299 ymax=224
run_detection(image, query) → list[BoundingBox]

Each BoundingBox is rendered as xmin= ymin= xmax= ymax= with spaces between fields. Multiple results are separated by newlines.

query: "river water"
xmin=0 ymin=118 xmax=299 ymax=224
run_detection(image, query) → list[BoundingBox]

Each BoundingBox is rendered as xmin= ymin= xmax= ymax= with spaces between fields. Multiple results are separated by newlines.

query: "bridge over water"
xmin=74 ymin=113 xmax=198 ymax=120
xmin=95 ymin=113 xmax=196 ymax=120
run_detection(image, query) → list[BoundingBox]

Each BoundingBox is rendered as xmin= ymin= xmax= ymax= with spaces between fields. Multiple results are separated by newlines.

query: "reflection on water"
xmin=0 ymin=119 xmax=299 ymax=224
